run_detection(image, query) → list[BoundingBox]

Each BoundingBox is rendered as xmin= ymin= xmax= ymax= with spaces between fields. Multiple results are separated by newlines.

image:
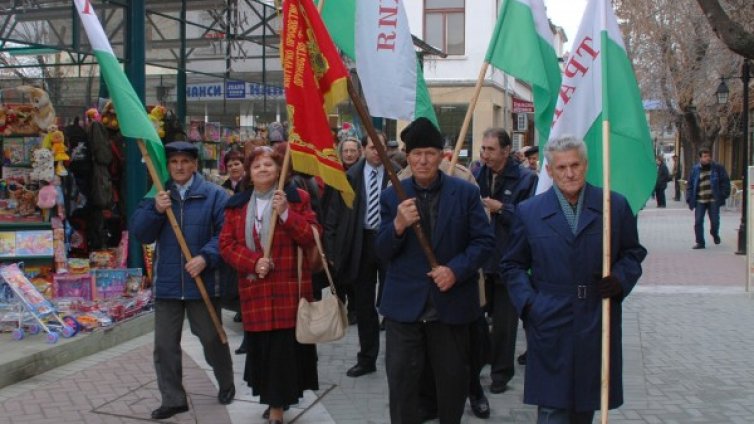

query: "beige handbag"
xmin=295 ymin=226 xmax=348 ymax=344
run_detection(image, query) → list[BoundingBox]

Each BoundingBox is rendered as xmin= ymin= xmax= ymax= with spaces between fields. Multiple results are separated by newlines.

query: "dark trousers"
xmin=352 ymin=230 xmax=383 ymax=367
xmin=673 ymin=178 xmax=681 ymax=201
xmin=154 ymin=299 xmax=234 ymax=407
xmin=537 ymin=407 xmax=595 ymax=424
xmin=694 ymin=202 xmax=720 ymax=245
xmin=468 ymin=314 xmax=489 ymax=398
xmin=655 ymin=186 xmax=666 ymax=207
xmin=486 ymin=274 xmax=519 ymax=386
xmin=385 ymin=319 xmax=470 ymax=424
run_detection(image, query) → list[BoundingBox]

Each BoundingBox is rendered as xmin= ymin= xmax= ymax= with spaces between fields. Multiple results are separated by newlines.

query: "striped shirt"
xmin=554 ymin=184 xmax=585 ymax=234
xmin=697 ymin=168 xmax=713 ymax=204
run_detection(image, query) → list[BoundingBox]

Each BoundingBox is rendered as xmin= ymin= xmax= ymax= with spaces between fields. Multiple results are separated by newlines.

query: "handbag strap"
xmin=296 ymin=225 xmax=339 ymax=300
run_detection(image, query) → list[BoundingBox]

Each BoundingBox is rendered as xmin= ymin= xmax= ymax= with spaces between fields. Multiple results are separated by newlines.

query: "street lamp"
xmin=717 ymin=59 xmax=751 ymax=255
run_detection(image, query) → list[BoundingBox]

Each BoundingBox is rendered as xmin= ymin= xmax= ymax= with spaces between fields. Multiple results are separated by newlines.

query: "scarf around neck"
xmin=245 ymin=188 xmax=274 ymax=254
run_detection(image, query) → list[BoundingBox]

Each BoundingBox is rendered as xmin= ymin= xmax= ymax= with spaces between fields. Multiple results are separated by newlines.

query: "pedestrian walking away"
xmin=501 ymin=136 xmax=647 ymax=423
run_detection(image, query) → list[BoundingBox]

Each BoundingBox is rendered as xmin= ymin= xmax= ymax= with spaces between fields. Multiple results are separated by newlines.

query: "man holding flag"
xmin=501 ymin=137 xmax=646 ymax=423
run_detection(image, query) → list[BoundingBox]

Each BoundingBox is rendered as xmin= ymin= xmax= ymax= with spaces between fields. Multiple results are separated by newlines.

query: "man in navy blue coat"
xmin=501 ymin=136 xmax=646 ymax=423
xmin=376 ymin=117 xmax=495 ymax=424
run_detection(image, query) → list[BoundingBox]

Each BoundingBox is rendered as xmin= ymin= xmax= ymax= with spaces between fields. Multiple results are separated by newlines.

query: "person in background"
xmin=524 ymin=145 xmax=540 ymax=174
xmin=501 ymin=136 xmax=646 ymax=423
xmin=337 ymin=135 xmax=363 ymax=170
xmin=221 ymin=150 xmax=246 ymax=195
xmin=686 ymin=147 xmax=730 ymax=249
xmin=655 ymin=155 xmax=670 ymax=208
xmin=325 ymin=132 xmax=401 ymax=378
xmin=219 ymin=145 xmax=319 ymax=424
xmin=377 ymin=117 xmax=495 ymax=423
xmin=672 ymin=154 xmax=682 ymax=202
xmin=130 ymin=141 xmax=234 ymax=420
xmin=475 ymin=128 xmax=538 ymax=403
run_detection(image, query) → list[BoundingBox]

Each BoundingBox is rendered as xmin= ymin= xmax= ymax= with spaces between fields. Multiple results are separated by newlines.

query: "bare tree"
xmin=696 ymin=0 xmax=754 ymax=59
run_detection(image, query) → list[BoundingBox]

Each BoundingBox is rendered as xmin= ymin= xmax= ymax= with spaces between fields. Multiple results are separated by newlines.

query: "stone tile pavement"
xmin=1 ymin=197 xmax=753 ymax=423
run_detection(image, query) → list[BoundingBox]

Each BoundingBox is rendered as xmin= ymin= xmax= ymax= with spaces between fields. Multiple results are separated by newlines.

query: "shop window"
xmin=424 ymin=0 xmax=465 ymax=56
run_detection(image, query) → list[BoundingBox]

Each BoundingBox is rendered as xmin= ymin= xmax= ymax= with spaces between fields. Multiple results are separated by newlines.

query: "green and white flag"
xmin=317 ymin=0 xmax=438 ymax=126
xmin=74 ymin=0 xmax=168 ymax=187
xmin=536 ymin=0 xmax=655 ymax=213
xmin=485 ymin=0 xmax=561 ymax=143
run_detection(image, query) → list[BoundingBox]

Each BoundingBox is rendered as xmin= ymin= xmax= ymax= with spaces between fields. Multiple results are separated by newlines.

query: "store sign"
xmin=513 ymin=98 xmax=535 ymax=114
xmin=225 ymin=81 xmax=246 ymax=99
xmin=186 ymin=82 xmax=284 ymax=101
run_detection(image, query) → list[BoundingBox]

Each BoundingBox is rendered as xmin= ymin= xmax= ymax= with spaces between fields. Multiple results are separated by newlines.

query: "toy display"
xmin=0 ymin=263 xmax=75 ymax=343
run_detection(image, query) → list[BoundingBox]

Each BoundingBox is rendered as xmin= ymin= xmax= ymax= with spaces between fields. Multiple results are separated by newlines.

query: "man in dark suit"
xmin=324 ymin=132 xmax=400 ymax=378
xmin=376 ymin=117 xmax=495 ymax=423
xmin=475 ymin=129 xmax=538 ymax=397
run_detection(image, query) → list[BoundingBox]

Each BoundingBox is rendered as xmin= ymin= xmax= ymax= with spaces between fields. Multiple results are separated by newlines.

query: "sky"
xmin=543 ymin=0 xmax=588 ymax=52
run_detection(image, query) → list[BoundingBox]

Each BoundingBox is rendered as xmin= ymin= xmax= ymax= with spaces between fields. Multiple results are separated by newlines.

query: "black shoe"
xmin=347 ymin=311 xmax=357 ymax=326
xmin=151 ymin=405 xmax=189 ymax=419
xmin=218 ymin=385 xmax=235 ymax=405
xmin=233 ymin=312 xmax=242 ymax=322
xmin=489 ymin=381 xmax=508 ymax=394
xmin=346 ymin=363 xmax=376 ymax=377
xmin=714 ymin=235 xmax=721 ymax=245
xmin=469 ymin=393 xmax=490 ymax=419
xmin=262 ymin=406 xmax=290 ymax=419
xmin=235 ymin=345 xmax=247 ymax=355
xmin=517 ymin=351 xmax=527 ymax=365
xmin=379 ymin=317 xmax=386 ymax=331
xmin=692 ymin=244 xmax=705 ymax=249
xmin=418 ymin=408 xmax=438 ymax=422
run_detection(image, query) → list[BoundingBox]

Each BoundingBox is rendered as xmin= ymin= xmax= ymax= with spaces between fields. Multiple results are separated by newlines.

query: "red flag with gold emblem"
xmin=283 ymin=0 xmax=354 ymax=207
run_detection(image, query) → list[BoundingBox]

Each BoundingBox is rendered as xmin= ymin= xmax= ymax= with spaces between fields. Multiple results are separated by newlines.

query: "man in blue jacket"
xmin=686 ymin=147 xmax=730 ymax=249
xmin=130 ymin=142 xmax=234 ymax=420
xmin=376 ymin=117 xmax=495 ymax=424
xmin=501 ymin=136 xmax=646 ymax=423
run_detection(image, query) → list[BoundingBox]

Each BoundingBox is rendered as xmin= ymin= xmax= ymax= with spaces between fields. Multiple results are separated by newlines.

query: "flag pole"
xmin=263 ymin=145 xmax=292 ymax=258
xmin=449 ymin=62 xmax=489 ymax=171
xmin=136 ymin=140 xmax=227 ymax=345
xmin=600 ymin=121 xmax=612 ymax=423
xmin=346 ymin=78 xmax=439 ymax=268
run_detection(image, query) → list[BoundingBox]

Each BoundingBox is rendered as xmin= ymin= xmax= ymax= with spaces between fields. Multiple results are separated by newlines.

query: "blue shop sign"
xmin=225 ymin=81 xmax=246 ymax=99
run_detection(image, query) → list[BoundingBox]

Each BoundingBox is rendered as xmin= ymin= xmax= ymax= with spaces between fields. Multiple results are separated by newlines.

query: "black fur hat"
xmin=400 ymin=117 xmax=443 ymax=153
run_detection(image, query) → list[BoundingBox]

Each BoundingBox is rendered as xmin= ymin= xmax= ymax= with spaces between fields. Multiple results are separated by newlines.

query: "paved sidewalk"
xmin=1 ymin=198 xmax=752 ymax=423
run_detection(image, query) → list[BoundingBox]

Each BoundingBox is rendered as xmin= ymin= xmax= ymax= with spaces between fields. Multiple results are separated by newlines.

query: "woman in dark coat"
xmin=219 ymin=145 xmax=320 ymax=424
xmin=221 ymin=150 xmax=246 ymax=194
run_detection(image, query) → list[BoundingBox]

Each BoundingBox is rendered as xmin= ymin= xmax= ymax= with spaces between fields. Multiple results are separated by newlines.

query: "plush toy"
xmin=16 ymin=85 xmax=56 ymax=132
xmin=101 ymin=101 xmax=119 ymax=130
xmin=0 ymin=106 xmax=10 ymax=136
xmin=30 ymin=148 xmax=55 ymax=182
xmin=148 ymin=105 xmax=167 ymax=139
xmin=86 ymin=107 xmax=101 ymax=123
xmin=49 ymin=129 xmax=69 ymax=176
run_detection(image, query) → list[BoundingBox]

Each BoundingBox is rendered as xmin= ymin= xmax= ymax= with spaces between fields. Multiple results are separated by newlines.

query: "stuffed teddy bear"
xmin=101 ymin=101 xmax=119 ymax=130
xmin=16 ymin=85 xmax=56 ymax=132
xmin=148 ymin=105 xmax=167 ymax=139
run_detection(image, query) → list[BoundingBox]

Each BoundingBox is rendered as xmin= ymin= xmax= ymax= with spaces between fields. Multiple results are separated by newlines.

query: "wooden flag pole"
xmin=600 ymin=121 xmax=612 ymax=423
xmin=449 ymin=62 xmax=489 ymax=170
xmin=263 ymin=145 xmax=292 ymax=258
xmin=136 ymin=140 xmax=228 ymax=344
xmin=346 ymin=78 xmax=439 ymax=268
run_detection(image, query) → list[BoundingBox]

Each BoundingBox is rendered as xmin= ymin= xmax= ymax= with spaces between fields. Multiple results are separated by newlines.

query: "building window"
xmin=424 ymin=0 xmax=465 ymax=56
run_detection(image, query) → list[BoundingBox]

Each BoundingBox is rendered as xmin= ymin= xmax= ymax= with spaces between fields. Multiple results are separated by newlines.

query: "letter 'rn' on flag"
xmin=283 ymin=0 xmax=355 ymax=207
xmin=73 ymin=0 xmax=168 ymax=190
xmin=485 ymin=0 xmax=561 ymax=144
xmin=535 ymin=0 xmax=655 ymax=214
xmin=316 ymin=0 xmax=438 ymax=126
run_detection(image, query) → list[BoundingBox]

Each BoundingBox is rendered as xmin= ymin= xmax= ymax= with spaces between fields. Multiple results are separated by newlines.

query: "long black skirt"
xmin=244 ymin=328 xmax=319 ymax=407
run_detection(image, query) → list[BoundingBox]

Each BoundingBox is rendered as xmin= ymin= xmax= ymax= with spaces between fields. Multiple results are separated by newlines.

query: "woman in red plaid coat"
xmin=219 ymin=145 xmax=320 ymax=424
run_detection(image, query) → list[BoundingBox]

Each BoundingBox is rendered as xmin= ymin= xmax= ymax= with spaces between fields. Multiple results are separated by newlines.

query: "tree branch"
xmin=696 ymin=0 xmax=754 ymax=59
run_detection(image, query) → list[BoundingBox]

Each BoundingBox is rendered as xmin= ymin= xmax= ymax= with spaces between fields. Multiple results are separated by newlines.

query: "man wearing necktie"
xmin=324 ymin=132 xmax=401 ymax=378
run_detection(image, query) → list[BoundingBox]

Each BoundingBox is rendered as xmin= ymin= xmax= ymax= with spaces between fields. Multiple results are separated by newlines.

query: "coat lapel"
xmin=432 ymin=175 xmax=457 ymax=250
xmin=541 ymin=188 xmax=575 ymax=244
xmin=574 ymin=185 xmax=602 ymax=238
